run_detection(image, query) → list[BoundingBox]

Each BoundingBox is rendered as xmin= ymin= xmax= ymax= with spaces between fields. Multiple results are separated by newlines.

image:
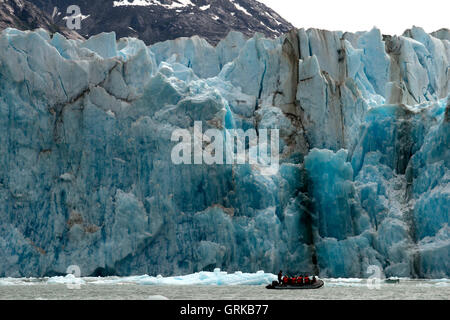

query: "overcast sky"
xmin=258 ymin=0 xmax=449 ymax=35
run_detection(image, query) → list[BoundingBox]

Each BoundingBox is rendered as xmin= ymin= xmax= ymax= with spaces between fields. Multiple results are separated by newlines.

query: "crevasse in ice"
xmin=0 ymin=26 xmax=448 ymax=278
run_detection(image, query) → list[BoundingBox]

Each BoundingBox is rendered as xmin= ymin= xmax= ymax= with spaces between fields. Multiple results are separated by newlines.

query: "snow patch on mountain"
xmin=230 ymin=0 xmax=251 ymax=16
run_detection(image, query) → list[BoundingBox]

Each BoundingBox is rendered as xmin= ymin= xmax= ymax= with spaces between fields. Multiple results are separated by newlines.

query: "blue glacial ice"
xmin=0 ymin=26 xmax=448 ymax=278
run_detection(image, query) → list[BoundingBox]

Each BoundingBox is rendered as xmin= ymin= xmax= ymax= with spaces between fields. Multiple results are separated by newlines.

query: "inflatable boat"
xmin=266 ymin=279 xmax=324 ymax=290
xmin=384 ymin=278 xmax=400 ymax=284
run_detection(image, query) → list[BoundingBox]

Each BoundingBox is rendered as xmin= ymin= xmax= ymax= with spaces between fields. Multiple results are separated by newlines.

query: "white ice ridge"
xmin=113 ymin=0 xmax=194 ymax=9
xmin=89 ymin=269 xmax=277 ymax=286
xmin=0 ymin=270 xmax=277 ymax=286
xmin=47 ymin=274 xmax=87 ymax=285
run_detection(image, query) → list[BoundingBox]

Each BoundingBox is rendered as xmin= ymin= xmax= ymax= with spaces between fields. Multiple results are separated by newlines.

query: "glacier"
xmin=0 ymin=26 xmax=448 ymax=279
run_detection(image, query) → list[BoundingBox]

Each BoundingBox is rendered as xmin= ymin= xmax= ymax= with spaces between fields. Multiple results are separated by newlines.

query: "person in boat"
xmin=278 ymin=271 xmax=283 ymax=285
xmin=312 ymin=276 xmax=317 ymax=283
xmin=283 ymin=276 xmax=288 ymax=285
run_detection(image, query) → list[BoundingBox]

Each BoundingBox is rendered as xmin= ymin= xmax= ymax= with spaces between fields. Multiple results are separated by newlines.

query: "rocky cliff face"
xmin=0 ymin=0 xmax=81 ymax=39
xmin=27 ymin=0 xmax=293 ymax=45
xmin=0 ymin=26 xmax=448 ymax=278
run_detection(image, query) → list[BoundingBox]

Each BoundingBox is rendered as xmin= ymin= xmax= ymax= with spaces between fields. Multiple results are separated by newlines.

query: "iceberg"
xmin=88 ymin=269 xmax=276 ymax=286
xmin=0 ymin=25 xmax=448 ymax=279
xmin=46 ymin=274 xmax=86 ymax=285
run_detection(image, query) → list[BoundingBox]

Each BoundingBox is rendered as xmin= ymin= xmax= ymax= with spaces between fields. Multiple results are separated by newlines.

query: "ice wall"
xmin=0 ymin=26 xmax=448 ymax=278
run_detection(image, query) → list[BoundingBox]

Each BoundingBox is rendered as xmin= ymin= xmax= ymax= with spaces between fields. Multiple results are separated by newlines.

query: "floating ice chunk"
xmin=90 ymin=271 xmax=277 ymax=286
xmin=47 ymin=274 xmax=86 ymax=285
xmin=0 ymin=279 xmax=15 ymax=286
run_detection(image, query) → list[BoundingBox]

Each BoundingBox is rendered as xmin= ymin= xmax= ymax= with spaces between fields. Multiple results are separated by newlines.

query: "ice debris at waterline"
xmin=0 ymin=269 xmax=277 ymax=286
xmin=0 ymin=273 xmax=449 ymax=288
xmin=0 ymin=26 xmax=448 ymax=279
xmin=89 ymin=269 xmax=277 ymax=286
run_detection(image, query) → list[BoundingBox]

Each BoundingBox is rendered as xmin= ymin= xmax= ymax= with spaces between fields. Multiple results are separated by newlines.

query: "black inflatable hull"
xmin=266 ymin=280 xmax=324 ymax=290
xmin=384 ymin=279 xmax=400 ymax=284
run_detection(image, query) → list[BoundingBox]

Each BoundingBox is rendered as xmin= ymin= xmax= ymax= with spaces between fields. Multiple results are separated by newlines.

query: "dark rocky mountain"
xmin=28 ymin=0 xmax=294 ymax=45
xmin=0 ymin=0 xmax=82 ymax=39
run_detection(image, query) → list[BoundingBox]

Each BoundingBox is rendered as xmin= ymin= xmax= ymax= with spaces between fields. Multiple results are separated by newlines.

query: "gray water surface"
xmin=0 ymin=279 xmax=448 ymax=300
